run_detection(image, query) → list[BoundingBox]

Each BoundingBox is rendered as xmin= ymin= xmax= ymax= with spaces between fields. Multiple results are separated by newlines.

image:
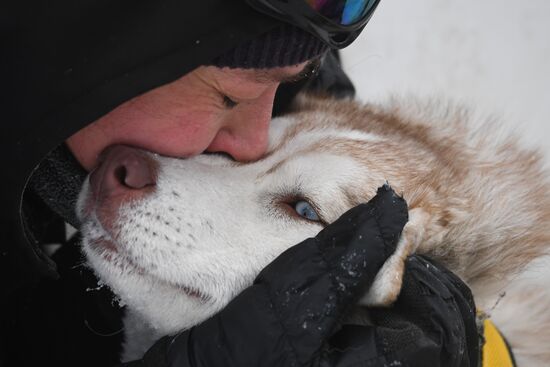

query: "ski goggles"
xmin=245 ymin=0 xmax=380 ymax=48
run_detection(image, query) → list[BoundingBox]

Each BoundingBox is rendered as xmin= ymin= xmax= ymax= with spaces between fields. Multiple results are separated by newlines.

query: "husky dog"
xmin=77 ymin=96 xmax=550 ymax=365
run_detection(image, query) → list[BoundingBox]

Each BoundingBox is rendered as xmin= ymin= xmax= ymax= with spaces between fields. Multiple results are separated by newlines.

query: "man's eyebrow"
xmin=253 ymin=58 xmax=321 ymax=84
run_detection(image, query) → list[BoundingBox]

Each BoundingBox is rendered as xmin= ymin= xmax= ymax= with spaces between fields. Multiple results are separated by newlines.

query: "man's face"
xmin=67 ymin=62 xmax=315 ymax=171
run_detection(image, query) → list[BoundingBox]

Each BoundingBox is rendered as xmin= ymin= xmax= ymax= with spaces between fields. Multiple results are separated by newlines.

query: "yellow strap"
xmin=482 ymin=318 xmax=515 ymax=367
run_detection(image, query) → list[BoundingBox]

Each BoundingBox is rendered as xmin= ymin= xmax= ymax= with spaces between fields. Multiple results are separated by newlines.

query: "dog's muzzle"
xmin=82 ymin=145 xmax=158 ymax=231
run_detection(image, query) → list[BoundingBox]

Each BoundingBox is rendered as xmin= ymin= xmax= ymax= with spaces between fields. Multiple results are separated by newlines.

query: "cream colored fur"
xmin=77 ymin=95 xmax=550 ymax=364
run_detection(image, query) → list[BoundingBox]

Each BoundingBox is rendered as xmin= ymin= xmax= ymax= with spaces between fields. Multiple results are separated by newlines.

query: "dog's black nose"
xmin=90 ymin=145 xmax=157 ymax=203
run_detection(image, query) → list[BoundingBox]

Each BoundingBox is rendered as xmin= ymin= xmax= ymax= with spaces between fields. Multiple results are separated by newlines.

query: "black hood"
xmin=1 ymin=0 xmax=280 ymax=291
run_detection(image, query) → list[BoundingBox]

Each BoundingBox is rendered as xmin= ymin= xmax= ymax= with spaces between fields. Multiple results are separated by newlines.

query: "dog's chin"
xmin=83 ymin=238 xmax=225 ymax=333
xmin=84 ymin=235 xmax=211 ymax=303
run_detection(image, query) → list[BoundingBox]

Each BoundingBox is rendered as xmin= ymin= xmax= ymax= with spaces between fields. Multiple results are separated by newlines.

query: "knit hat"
xmin=211 ymin=23 xmax=328 ymax=69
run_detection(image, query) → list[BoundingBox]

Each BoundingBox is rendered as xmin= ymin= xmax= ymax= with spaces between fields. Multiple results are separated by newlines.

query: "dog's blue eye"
xmin=294 ymin=201 xmax=320 ymax=221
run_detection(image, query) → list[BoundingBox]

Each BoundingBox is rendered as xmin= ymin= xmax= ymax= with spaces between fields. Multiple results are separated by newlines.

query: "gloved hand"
xmin=324 ymin=255 xmax=480 ymax=367
xmin=119 ymin=185 xmax=479 ymax=367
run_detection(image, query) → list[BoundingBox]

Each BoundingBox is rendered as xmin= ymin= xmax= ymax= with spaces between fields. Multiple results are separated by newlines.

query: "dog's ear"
xmin=358 ymin=208 xmax=430 ymax=306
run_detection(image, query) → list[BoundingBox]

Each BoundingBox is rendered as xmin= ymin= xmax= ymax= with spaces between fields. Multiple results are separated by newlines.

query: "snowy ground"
xmin=341 ymin=0 xmax=550 ymax=284
xmin=341 ymin=0 xmax=550 ymax=160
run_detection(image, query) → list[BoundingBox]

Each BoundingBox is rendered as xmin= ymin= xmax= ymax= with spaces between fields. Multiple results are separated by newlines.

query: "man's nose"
xmin=205 ymin=89 xmax=276 ymax=162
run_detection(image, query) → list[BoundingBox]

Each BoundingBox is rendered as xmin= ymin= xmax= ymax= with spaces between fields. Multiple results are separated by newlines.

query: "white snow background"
xmin=341 ymin=0 xmax=550 ymax=158
xmin=341 ymin=0 xmax=550 ymax=290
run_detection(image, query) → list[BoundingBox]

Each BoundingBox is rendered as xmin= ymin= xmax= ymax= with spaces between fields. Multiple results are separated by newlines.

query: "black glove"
xmin=119 ymin=186 xmax=479 ymax=367
xmin=324 ymin=255 xmax=481 ymax=367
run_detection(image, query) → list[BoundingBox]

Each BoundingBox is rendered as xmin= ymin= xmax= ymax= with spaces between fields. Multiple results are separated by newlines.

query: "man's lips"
xmin=88 ymin=238 xmax=210 ymax=302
